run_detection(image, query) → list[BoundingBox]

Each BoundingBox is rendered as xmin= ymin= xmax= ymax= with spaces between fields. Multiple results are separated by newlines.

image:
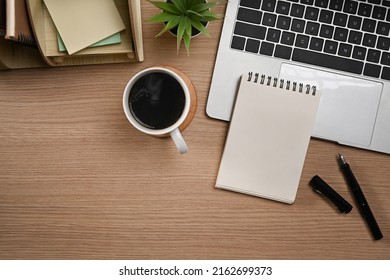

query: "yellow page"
xmin=43 ymin=0 xmax=125 ymax=54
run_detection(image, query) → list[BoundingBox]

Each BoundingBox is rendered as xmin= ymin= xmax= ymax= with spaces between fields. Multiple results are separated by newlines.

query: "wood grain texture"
xmin=1 ymin=1 xmax=389 ymax=260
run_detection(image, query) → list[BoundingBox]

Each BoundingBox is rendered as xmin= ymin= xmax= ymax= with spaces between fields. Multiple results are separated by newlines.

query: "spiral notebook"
xmin=5 ymin=0 xmax=36 ymax=46
xmin=216 ymin=73 xmax=321 ymax=204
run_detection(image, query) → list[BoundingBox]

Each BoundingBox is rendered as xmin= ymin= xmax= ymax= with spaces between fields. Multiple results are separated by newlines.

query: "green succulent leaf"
xmin=184 ymin=0 xmax=199 ymax=9
xmin=156 ymin=15 xmax=180 ymax=37
xmin=176 ymin=16 xmax=187 ymax=53
xmin=171 ymin=0 xmax=186 ymax=12
xmin=148 ymin=0 xmax=221 ymax=54
xmin=190 ymin=18 xmax=210 ymax=37
xmin=183 ymin=32 xmax=191 ymax=55
xmin=198 ymin=10 xmax=221 ymax=21
xmin=187 ymin=10 xmax=204 ymax=18
xmin=147 ymin=1 xmax=180 ymax=14
xmin=185 ymin=17 xmax=192 ymax=38
xmin=148 ymin=11 xmax=177 ymax=23
xmin=192 ymin=2 xmax=218 ymax=13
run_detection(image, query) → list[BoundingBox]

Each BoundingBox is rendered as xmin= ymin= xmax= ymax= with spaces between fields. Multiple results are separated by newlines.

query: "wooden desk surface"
xmin=1 ymin=2 xmax=389 ymax=260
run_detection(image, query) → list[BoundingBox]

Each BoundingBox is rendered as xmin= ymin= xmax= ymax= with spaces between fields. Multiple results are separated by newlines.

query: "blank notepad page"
xmin=216 ymin=73 xmax=320 ymax=204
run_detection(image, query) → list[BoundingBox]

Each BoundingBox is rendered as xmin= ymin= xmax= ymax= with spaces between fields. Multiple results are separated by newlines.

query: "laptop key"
xmin=367 ymin=49 xmax=381 ymax=63
xmin=305 ymin=7 xmax=320 ymax=21
xmin=383 ymin=0 xmax=390 ymax=7
xmin=274 ymin=45 xmax=292 ymax=59
xmin=363 ymin=33 xmax=377 ymax=48
xmin=262 ymin=13 xmax=277 ymax=27
xmin=245 ymin=39 xmax=261 ymax=53
xmin=320 ymin=24 xmax=335 ymax=39
xmin=372 ymin=6 xmax=386 ymax=20
xmin=348 ymin=16 xmax=362 ymax=30
xmin=261 ymin=0 xmax=277 ymax=12
xmin=363 ymin=63 xmax=381 ymax=78
xmin=277 ymin=15 xmax=292 ymax=30
xmin=240 ymin=0 xmax=262 ymax=9
xmin=301 ymin=0 xmax=314 ymax=5
xmin=338 ymin=43 xmax=353 ymax=57
xmin=231 ymin=36 xmax=246 ymax=50
xmin=266 ymin=28 xmax=281 ymax=43
xmin=309 ymin=37 xmax=324 ymax=51
xmin=329 ymin=0 xmax=343 ymax=11
xmin=281 ymin=31 xmax=296 ymax=45
xmin=377 ymin=36 xmax=390 ymax=51
xmin=381 ymin=67 xmax=390 ymax=80
xmin=319 ymin=9 xmax=334 ymax=24
xmin=234 ymin=22 xmax=266 ymax=40
xmin=290 ymin=3 xmax=305 ymax=18
xmin=291 ymin=18 xmax=306 ymax=33
xmin=334 ymin=13 xmax=347 ymax=27
xmin=292 ymin=48 xmax=364 ymax=74
xmin=276 ymin=1 xmax=291 ymax=15
xmin=343 ymin=1 xmax=358 ymax=14
xmin=315 ymin=0 xmax=329 ymax=8
xmin=362 ymin=19 xmax=376 ymax=33
xmin=381 ymin=52 xmax=390 ymax=66
xmin=305 ymin=22 xmax=320 ymax=36
xmin=352 ymin=46 xmax=367 ymax=60
xmin=295 ymin=34 xmax=310 ymax=48
xmin=237 ymin=8 xmax=263 ymax=25
xmin=260 ymin=41 xmax=275 ymax=56
xmin=376 ymin=22 xmax=390 ymax=36
xmin=348 ymin=30 xmax=363 ymax=45
xmin=324 ymin=40 xmax=338 ymax=54
xmin=358 ymin=3 xmax=373 ymax=17
xmin=334 ymin=27 xmax=349 ymax=42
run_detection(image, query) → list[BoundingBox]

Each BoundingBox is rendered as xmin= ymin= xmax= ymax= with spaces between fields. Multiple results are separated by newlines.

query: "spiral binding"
xmin=16 ymin=33 xmax=37 ymax=47
xmin=247 ymin=72 xmax=317 ymax=96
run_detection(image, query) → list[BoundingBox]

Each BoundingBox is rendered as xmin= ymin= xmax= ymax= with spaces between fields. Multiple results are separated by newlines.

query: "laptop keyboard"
xmin=231 ymin=0 xmax=390 ymax=80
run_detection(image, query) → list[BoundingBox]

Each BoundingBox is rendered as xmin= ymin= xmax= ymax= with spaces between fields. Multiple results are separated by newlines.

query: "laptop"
xmin=207 ymin=0 xmax=390 ymax=154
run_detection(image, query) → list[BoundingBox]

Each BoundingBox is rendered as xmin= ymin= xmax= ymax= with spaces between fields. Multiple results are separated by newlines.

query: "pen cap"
xmin=310 ymin=175 xmax=353 ymax=214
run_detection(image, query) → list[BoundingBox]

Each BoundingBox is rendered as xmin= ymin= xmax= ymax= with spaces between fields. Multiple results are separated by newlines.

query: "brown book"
xmin=5 ymin=0 xmax=36 ymax=46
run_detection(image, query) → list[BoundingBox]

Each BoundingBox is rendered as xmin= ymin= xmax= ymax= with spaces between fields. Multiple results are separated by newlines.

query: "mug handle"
xmin=170 ymin=128 xmax=188 ymax=154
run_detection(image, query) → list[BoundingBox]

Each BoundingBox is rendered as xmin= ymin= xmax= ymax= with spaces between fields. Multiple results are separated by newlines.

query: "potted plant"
xmin=147 ymin=0 xmax=221 ymax=54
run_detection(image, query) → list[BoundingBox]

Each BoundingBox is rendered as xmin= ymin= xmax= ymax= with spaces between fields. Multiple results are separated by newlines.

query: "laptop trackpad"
xmin=280 ymin=64 xmax=382 ymax=146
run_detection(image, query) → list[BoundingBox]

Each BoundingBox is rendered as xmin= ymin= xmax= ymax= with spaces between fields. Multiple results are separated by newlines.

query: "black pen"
xmin=338 ymin=154 xmax=383 ymax=240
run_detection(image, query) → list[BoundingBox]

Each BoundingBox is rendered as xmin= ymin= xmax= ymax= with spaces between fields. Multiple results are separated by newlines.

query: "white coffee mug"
xmin=123 ymin=66 xmax=197 ymax=154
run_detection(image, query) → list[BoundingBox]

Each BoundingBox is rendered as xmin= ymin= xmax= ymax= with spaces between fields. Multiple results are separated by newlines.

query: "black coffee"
xmin=129 ymin=72 xmax=186 ymax=129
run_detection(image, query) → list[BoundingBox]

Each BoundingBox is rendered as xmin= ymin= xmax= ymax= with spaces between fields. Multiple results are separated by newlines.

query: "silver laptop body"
xmin=207 ymin=0 xmax=390 ymax=154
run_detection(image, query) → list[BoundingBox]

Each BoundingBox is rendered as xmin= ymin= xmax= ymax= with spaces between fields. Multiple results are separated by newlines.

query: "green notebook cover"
xmin=57 ymin=32 xmax=121 ymax=53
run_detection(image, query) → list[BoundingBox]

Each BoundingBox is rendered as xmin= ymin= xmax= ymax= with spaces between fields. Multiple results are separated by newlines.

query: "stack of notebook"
xmin=0 ymin=0 xmax=46 ymax=69
xmin=45 ymin=0 xmax=126 ymax=55
xmin=1 ymin=0 xmax=36 ymax=46
xmin=0 ymin=0 xmax=143 ymax=69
